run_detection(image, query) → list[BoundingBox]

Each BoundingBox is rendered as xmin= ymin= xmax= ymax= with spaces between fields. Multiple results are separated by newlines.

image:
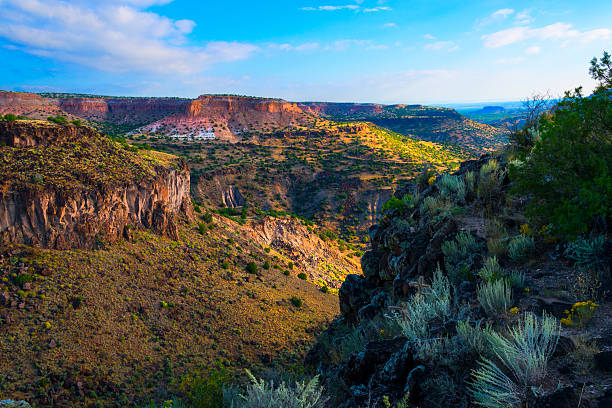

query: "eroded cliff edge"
xmin=0 ymin=120 xmax=192 ymax=249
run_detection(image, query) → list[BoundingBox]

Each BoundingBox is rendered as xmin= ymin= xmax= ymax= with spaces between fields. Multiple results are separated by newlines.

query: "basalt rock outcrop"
xmin=0 ymin=121 xmax=192 ymax=249
xmin=307 ymin=154 xmax=612 ymax=408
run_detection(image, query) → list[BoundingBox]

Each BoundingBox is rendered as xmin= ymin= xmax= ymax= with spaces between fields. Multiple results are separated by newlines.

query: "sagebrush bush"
xmin=442 ymin=231 xmax=482 ymax=284
xmin=480 ymin=159 xmax=500 ymax=177
xmin=487 ymin=238 xmax=508 ymax=259
xmin=477 ymin=279 xmax=512 ymax=316
xmin=478 ymin=257 xmax=503 ymax=282
xmin=469 ymin=358 xmax=521 ymax=408
xmin=231 ymin=370 xmax=328 ymax=408
xmin=391 ymin=267 xmax=452 ymax=347
xmin=508 ymin=271 xmax=526 ymax=289
xmin=465 ymin=171 xmax=475 ymax=192
xmin=507 ymin=235 xmax=535 ymax=262
xmin=420 ymin=195 xmax=455 ymax=217
xmin=438 ymin=174 xmax=466 ymax=203
xmin=488 ymin=313 xmax=560 ymax=385
xmin=564 ymin=235 xmax=606 ymax=268
xmin=457 ymin=320 xmax=494 ymax=356
xmin=469 ymin=313 xmax=560 ymax=407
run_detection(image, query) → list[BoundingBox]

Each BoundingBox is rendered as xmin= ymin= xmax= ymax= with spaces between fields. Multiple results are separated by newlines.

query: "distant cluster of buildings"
xmin=170 ymin=128 xmax=216 ymax=140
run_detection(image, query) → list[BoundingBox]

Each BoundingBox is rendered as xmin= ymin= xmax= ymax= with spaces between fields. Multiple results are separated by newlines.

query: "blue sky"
xmin=0 ymin=0 xmax=610 ymax=104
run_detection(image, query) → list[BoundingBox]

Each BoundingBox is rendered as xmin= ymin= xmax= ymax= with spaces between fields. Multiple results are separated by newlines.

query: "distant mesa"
xmin=0 ymin=90 xmax=508 ymax=151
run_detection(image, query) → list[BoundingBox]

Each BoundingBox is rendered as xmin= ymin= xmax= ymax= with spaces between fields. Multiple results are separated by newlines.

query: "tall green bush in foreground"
xmin=510 ymin=51 xmax=612 ymax=239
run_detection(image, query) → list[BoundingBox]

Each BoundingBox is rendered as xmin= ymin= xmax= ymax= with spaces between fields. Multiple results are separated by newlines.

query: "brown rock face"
xmin=59 ymin=98 xmax=190 ymax=123
xmin=0 ymin=120 xmax=89 ymax=147
xmin=189 ymin=95 xmax=303 ymax=116
xmin=0 ymin=122 xmax=192 ymax=249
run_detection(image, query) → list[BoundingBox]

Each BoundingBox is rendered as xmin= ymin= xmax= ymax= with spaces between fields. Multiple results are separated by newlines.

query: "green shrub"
xmin=564 ymin=235 xmax=606 ymax=268
xmin=179 ymin=364 xmax=232 ymax=408
xmin=438 ymin=174 xmax=466 ymax=203
xmin=488 ymin=313 xmax=560 ymax=385
xmin=478 ymin=257 xmax=503 ymax=282
xmin=465 ymin=171 xmax=475 ymax=192
xmin=71 ymin=119 xmax=82 ymax=126
xmin=202 ymin=212 xmax=213 ymax=223
xmin=230 ymin=370 xmax=328 ymax=408
xmin=382 ymin=193 xmax=418 ymax=214
xmin=197 ymin=222 xmax=207 ymax=235
xmin=477 ymin=279 xmax=512 ymax=316
xmin=469 ymin=358 xmax=521 ymax=408
xmin=469 ymin=313 xmax=560 ymax=407
xmin=320 ymin=286 xmax=329 ymax=293
xmin=3 ymin=113 xmax=17 ymax=121
xmin=263 ymin=260 xmax=270 ymax=270
xmin=297 ymin=272 xmax=307 ymax=280
xmin=290 ymin=296 xmax=303 ymax=307
xmin=442 ymin=231 xmax=482 ymax=284
xmin=487 ymin=238 xmax=508 ymax=259
xmin=509 ymin=56 xmax=612 ymax=239
xmin=457 ymin=320 xmax=494 ymax=355
xmin=477 ymin=162 xmax=505 ymax=205
xmin=12 ymin=273 xmax=33 ymax=287
xmin=507 ymin=235 xmax=535 ymax=262
xmin=283 ymin=270 xmax=290 ymax=276
xmin=508 ymin=271 xmax=526 ymax=289
xmin=391 ymin=267 xmax=452 ymax=348
xmin=47 ymin=115 xmax=68 ymax=124
xmin=246 ymin=262 xmax=258 ymax=274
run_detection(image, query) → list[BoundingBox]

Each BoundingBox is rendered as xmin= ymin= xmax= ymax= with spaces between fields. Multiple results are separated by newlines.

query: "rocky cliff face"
xmin=307 ymin=155 xmax=611 ymax=408
xmin=189 ymin=95 xmax=303 ymax=116
xmin=0 ymin=121 xmax=192 ymax=249
xmin=248 ymin=216 xmax=359 ymax=288
xmin=0 ymin=120 xmax=91 ymax=147
xmin=59 ymin=97 xmax=189 ymax=124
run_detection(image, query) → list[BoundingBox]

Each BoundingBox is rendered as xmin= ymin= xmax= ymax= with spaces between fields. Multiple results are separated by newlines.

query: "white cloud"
xmin=515 ymin=10 xmax=534 ymax=25
xmin=492 ymin=8 xmax=515 ymax=19
xmin=0 ymin=0 xmax=258 ymax=74
xmin=423 ymin=34 xmax=436 ymax=40
xmin=424 ymin=41 xmax=459 ymax=52
xmin=364 ymin=6 xmax=391 ymax=12
xmin=482 ymin=23 xmax=612 ymax=48
xmin=525 ymin=45 xmax=541 ymax=55
xmin=300 ymin=4 xmax=390 ymax=12
xmin=301 ymin=5 xmax=359 ymax=11
xmin=325 ymin=39 xmax=371 ymax=51
xmin=477 ymin=8 xmax=515 ymax=27
xmin=269 ymin=42 xmax=320 ymax=52
xmin=383 ymin=22 xmax=398 ymax=29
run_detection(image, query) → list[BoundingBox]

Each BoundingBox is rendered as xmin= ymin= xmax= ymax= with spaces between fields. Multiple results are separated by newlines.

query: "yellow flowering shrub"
xmin=509 ymin=307 xmax=519 ymax=314
xmin=519 ymin=224 xmax=532 ymax=235
xmin=560 ymin=300 xmax=598 ymax=327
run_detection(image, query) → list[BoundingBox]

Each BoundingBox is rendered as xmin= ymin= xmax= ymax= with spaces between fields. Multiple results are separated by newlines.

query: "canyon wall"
xmin=0 ymin=121 xmax=192 ymax=249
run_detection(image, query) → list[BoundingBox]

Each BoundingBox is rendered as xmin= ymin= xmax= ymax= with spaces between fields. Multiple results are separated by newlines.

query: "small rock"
xmin=594 ymin=349 xmax=612 ymax=372
xmin=532 ymin=386 xmax=578 ymax=408
xmin=553 ymin=336 xmax=576 ymax=358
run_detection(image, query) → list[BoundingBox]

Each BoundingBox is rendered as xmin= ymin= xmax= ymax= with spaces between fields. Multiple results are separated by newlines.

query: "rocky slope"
xmin=0 ymin=120 xmax=192 ymax=249
xmin=307 ymin=155 xmax=611 ymax=408
xmin=300 ymin=102 xmax=508 ymax=153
